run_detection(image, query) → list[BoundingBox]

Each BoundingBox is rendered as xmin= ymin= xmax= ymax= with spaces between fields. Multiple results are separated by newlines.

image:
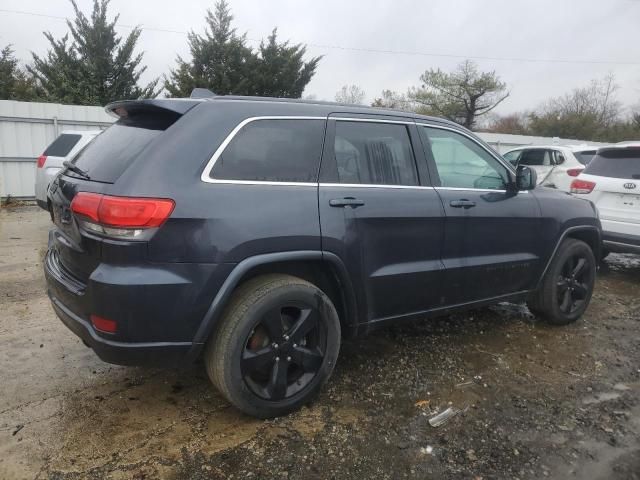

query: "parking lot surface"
xmin=0 ymin=205 xmax=639 ymax=480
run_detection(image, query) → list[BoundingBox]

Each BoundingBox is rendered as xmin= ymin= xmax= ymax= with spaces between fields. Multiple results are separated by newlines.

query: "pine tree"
xmin=29 ymin=0 xmax=158 ymax=105
xmin=252 ymin=29 xmax=321 ymax=98
xmin=165 ymin=0 xmax=254 ymax=97
xmin=0 ymin=45 xmax=38 ymax=101
xmin=165 ymin=1 xmax=321 ymax=98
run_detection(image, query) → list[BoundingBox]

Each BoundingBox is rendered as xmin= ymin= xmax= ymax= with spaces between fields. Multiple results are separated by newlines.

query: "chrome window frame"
xmin=200 ymin=116 xmax=326 ymax=186
xmin=199 ymin=115 xmax=523 ymax=193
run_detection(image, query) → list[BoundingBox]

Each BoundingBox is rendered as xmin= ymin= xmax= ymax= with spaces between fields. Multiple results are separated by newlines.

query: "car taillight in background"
xmin=566 ymin=168 xmax=583 ymax=177
xmin=570 ymin=179 xmax=596 ymax=194
xmin=70 ymin=192 xmax=175 ymax=239
xmin=36 ymin=155 xmax=47 ymax=168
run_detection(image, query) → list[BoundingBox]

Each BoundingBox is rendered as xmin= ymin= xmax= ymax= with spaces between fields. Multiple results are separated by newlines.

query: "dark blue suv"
xmin=45 ymin=94 xmax=601 ymax=418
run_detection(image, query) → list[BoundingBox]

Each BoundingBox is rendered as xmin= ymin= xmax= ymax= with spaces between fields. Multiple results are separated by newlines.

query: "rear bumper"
xmin=48 ymin=291 xmax=193 ymax=366
xmin=43 ymin=238 xmax=227 ymax=366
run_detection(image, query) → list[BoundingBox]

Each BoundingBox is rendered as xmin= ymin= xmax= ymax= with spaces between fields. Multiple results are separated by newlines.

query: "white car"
xmin=503 ymin=144 xmax=601 ymax=192
xmin=35 ymin=130 xmax=100 ymax=211
xmin=571 ymin=142 xmax=640 ymax=255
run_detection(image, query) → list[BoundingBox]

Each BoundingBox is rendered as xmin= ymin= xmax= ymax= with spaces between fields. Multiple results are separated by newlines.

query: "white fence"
xmin=0 ymin=100 xmax=113 ymax=199
xmin=478 ymin=132 xmax=607 ymax=154
xmin=0 ymin=99 xmax=610 ymax=199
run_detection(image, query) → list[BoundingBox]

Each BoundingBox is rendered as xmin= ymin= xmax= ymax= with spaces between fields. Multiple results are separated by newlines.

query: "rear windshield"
xmin=583 ymin=148 xmax=640 ymax=179
xmin=70 ymin=112 xmax=178 ymax=183
xmin=43 ymin=134 xmax=81 ymax=157
xmin=574 ymin=150 xmax=597 ymax=166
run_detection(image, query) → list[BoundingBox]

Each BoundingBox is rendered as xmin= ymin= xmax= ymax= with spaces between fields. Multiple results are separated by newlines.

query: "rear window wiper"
xmin=63 ymin=161 xmax=91 ymax=180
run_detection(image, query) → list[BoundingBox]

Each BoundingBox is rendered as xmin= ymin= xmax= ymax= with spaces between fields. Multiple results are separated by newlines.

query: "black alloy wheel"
xmin=241 ymin=304 xmax=326 ymax=401
xmin=556 ymin=253 xmax=593 ymax=315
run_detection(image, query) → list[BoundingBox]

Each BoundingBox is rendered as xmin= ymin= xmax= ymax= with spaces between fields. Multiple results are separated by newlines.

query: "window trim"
xmin=200 ymin=116 xmax=327 ymax=186
xmin=417 ymin=123 xmax=517 ymax=192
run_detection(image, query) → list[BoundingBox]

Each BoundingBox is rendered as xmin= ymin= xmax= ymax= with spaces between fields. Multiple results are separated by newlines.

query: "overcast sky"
xmin=1 ymin=0 xmax=639 ymax=115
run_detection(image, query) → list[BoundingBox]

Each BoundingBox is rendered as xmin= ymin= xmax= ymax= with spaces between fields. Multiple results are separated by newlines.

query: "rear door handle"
xmin=450 ymin=199 xmax=476 ymax=209
xmin=329 ymin=197 xmax=365 ymax=208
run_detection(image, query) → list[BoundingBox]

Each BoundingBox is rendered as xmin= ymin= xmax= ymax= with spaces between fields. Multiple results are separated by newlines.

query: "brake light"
xmin=37 ymin=155 xmax=47 ymax=168
xmin=90 ymin=314 xmax=117 ymax=334
xmin=566 ymin=168 xmax=583 ymax=177
xmin=570 ymin=179 xmax=596 ymax=194
xmin=71 ymin=192 xmax=175 ymax=239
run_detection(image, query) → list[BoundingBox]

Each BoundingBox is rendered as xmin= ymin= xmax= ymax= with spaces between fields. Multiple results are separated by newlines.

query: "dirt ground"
xmin=0 ymin=205 xmax=638 ymax=480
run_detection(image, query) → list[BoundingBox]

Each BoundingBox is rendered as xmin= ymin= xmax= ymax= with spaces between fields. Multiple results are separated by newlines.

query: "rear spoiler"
xmin=105 ymin=99 xmax=201 ymax=119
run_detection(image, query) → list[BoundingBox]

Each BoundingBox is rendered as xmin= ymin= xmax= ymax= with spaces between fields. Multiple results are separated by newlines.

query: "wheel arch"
xmin=189 ymin=251 xmax=358 ymax=358
xmin=536 ymin=225 xmax=601 ymax=288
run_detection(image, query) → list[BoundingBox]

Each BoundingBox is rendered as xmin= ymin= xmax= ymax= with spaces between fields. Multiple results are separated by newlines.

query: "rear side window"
xmin=519 ymin=149 xmax=552 ymax=166
xmin=211 ymin=119 xmax=325 ymax=183
xmin=44 ymin=134 xmax=81 ymax=157
xmin=574 ymin=150 xmax=597 ymax=166
xmin=333 ymin=121 xmax=418 ymax=186
xmin=71 ymin=112 xmax=178 ymax=183
xmin=583 ymin=148 xmax=640 ymax=179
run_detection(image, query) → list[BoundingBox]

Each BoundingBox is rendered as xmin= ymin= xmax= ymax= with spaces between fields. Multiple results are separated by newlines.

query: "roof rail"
xmin=190 ymin=88 xmax=217 ymax=99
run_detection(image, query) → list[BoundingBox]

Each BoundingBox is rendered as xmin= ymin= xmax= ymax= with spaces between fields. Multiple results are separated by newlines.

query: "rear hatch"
xmin=582 ymin=146 xmax=640 ymax=225
xmin=48 ymin=99 xmax=197 ymax=282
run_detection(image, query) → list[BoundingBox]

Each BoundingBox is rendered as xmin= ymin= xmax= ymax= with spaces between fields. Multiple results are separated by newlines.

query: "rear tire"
xmin=528 ymin=238 xmax=596 ymax=325
xmin=205 ymin=274 xmax=341 ymax=418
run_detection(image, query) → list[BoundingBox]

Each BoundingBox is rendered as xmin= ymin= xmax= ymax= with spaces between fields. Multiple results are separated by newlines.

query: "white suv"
xmin=35 ymin=130 xmax=100 ymax=211
xmin=503 ymin=145 xmax=601 ymax=192
xmin=571 ymin=143 xmax=640 ymax=255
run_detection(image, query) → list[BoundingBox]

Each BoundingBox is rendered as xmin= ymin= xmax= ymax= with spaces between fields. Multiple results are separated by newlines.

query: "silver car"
xmin=35 ymin=130 xmax=100 ymax=210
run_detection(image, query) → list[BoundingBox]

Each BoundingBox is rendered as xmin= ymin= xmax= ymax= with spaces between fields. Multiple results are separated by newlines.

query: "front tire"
xmin=528 ymin=238 xmax=596 ymax=325
xmin=205 ymin=274 xmax=341 ymax=418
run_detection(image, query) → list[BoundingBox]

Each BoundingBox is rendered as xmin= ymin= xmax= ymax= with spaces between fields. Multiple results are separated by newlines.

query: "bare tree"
xmin=529 ymin=74 xmax=624 ymax=140
xmin=335 ymin=84 xmax=365 ymax=105
xmin=485 ymin=112 xmax=530 ymax=135
xmin=545 ymin=74 xmax=621 ymax=127
xmin=371 ymin=89 xmax=411 ymax=110
xmin=408 ymin=60 xmax=509 ymax=129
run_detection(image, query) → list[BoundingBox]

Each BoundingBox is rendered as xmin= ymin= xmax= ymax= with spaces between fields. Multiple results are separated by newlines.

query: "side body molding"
xmin=188 ymin=250 xmax=358 ymax=359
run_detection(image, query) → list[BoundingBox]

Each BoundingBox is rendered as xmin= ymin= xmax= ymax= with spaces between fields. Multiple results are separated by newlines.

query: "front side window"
xmin=211 ymin=119 xmax=325 ymax=183
xmin=423 ymin=127 xmax=509 ymax=190
xmin=333 ymin=121 xmax=419 ymax=186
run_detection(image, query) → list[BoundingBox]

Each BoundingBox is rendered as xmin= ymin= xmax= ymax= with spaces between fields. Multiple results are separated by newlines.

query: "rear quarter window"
xmin=210 ymin=119 xmax=325 ymax=183
xmin=574 ymin=150 xmax=597 ymax=166
xmin=583 ymin=148 xmax=640 ymax=179
xmin=43 ymin=134 xmax=82 ymax=157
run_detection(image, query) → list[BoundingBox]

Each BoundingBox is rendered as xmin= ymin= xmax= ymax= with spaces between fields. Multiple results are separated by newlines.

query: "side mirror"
xmin=516 ymin=165 xmax=537 ymax=190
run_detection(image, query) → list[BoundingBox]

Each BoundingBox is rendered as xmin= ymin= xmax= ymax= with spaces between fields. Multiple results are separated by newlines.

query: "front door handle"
xmin=329 ymin=197 xmax=365 ymax=208
xmin=450 ymin=199 xmax=476 ymax=209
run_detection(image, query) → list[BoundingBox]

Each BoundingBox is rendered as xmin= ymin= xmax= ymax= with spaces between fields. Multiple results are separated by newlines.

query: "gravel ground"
xmin=0 ymin=205 xmax=639 ymax=480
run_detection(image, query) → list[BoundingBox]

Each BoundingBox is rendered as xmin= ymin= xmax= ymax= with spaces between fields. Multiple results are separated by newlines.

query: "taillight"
xmin=566 ymin=168 xmax=583 ymax=177
xmin=37 ymin=155 xmax=47 ymax=168
xmin=71 ymin=192 xmax=175 ymax=239
xmin=90 ymin=314 xmax=117 ymax=334
xmin=570 ymin=179 xmax=596 ymax=194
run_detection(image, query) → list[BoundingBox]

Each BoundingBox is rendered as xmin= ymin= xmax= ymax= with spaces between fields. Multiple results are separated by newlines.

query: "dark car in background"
xmin=44 ymin=93 xmax=601 ymax=418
